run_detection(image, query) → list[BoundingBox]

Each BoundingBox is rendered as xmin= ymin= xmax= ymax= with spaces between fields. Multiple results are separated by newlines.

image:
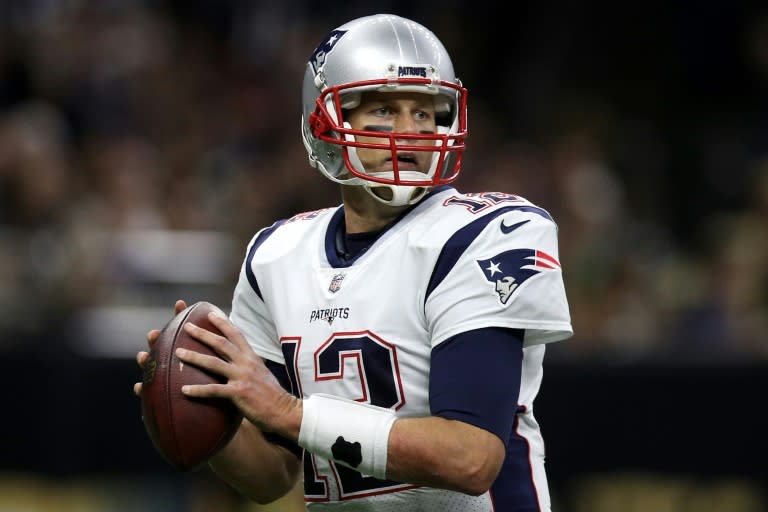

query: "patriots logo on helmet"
xmin=477 ymin=249 xmax=560 ymax=304
xmin=310 ymin=30 xmax=347 ymax=73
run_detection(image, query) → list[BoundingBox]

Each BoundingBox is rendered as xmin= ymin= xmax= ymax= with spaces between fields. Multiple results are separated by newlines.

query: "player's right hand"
xmin=133 ymin=300 xmax=188 ymax=396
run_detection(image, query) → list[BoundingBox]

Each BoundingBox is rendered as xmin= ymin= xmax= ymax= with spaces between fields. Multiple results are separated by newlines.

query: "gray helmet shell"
xmin=301 ymin=14 xmax=467 ymax=206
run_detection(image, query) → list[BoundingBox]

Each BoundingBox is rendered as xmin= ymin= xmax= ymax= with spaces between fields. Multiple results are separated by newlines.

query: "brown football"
xmin=141 ymin=301 xmax=242 ymax=471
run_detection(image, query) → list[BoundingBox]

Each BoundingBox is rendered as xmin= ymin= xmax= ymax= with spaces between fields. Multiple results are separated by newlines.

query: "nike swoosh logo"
xmin=500 ymin=219 xmax=530 ymax=234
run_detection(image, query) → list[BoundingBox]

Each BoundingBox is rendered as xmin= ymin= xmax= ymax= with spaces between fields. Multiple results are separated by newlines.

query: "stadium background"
xmin=0 ymin=1 xmax=766 ymax=510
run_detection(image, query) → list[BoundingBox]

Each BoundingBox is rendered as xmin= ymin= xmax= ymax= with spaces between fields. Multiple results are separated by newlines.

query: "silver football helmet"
xmin=301 ymin=14 xmax=468 ymax=206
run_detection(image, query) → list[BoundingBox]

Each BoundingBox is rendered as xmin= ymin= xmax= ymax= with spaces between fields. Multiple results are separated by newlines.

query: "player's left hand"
xmin=134 ymin=299 xmax=189 ymax=397
xmin=174 ymin=312 xmax=302 ymax=440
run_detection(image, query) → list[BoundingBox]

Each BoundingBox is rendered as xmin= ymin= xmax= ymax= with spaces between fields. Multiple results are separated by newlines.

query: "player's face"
xmin=345 ymin=91 xmax=438 ymax=174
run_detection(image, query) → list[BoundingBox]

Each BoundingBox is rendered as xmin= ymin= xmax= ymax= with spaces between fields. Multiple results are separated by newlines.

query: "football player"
xmin=136 ymin=13 xmax=572 ymax=511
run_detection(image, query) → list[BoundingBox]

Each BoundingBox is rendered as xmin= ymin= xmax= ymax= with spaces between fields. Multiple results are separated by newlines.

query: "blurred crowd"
xmin=0 ymin=1 xmax=765 ymax=363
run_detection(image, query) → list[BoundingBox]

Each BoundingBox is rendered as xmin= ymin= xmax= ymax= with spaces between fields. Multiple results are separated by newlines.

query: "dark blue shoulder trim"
xmin=425 ymin=205 xmax=553 ymax=302
xmin=245 ymin=220 xmax=286 ymax=300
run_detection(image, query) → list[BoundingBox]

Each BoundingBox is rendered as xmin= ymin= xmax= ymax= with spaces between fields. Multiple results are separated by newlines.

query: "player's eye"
xmin=371 ymin=106 xmax=393 ymax=117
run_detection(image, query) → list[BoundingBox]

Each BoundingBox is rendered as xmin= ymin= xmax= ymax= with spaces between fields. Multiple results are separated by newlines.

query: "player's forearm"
xmin=386 ymin=416 xmax=505 ymax=496
xmin=209 ymin=420 xmax=301 ymax=504
xmin=290 ymin=395 xmax=504 ymax=496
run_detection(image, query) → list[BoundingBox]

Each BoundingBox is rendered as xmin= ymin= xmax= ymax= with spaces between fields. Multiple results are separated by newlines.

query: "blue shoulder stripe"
xmin=245 ymin=220 xmax=286 ymax=300
xmin=425 ymin=205 xmax=552 ymax=302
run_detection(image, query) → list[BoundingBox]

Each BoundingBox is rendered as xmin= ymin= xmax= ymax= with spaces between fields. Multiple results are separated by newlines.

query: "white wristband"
xmin=298 ymin=394 xmax=396 ymax=479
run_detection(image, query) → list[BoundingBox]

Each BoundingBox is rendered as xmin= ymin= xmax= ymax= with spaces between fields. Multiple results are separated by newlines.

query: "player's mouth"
xmin=386 ymin=153 xmax=421 ymax=172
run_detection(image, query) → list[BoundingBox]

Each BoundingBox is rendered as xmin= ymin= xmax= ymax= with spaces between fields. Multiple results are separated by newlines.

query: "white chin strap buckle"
xmin=364 ymin=184 xmax=429 ymax=206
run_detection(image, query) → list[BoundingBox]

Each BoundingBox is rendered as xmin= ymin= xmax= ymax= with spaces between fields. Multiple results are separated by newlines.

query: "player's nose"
xmin=394 ymin=112 xmax=418 ymax=134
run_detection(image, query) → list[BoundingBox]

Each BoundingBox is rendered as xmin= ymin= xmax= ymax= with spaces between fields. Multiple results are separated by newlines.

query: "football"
xmin=141 ymin=301 xmax=242 ymax=471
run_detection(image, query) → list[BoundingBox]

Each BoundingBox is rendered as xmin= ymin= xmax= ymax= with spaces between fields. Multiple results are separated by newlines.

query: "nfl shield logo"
xmin=329 ymin=273 xmax=345 ymax=293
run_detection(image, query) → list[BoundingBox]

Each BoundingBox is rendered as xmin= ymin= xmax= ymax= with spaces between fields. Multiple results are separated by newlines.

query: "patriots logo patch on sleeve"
xmin=477 ymin=249 xmax=560 ymax=304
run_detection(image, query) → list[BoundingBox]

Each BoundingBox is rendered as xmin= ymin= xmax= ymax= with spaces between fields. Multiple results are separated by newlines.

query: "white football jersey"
xmin=230 ymin=186 xmax=572 ymax=511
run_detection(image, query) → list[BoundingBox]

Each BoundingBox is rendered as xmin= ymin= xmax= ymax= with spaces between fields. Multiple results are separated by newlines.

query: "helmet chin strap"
xmin=363 ymin=183 xmax=429 ymax=206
